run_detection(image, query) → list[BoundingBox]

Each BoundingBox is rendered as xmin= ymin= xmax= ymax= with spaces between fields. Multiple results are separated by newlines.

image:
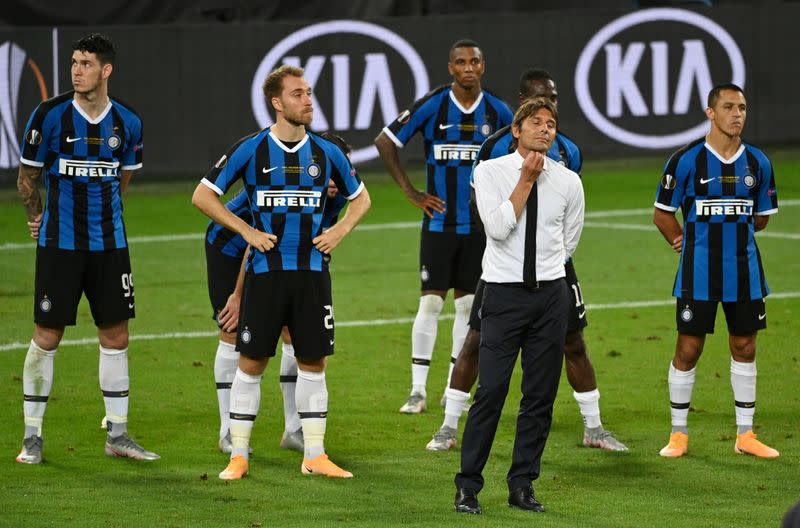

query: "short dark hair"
xmin=319 ymin=132 xmax=351 ymax=156
xmin=519 ymin=69 xmax=555 ymax=96
xmin=449 ymin=39 xmax=481 ymax=60
xmin=262 ymin=64 xmax=305 ymax=101
xmin=707 ymin=83 xmax=745 ymax=108
xmin=72 ymin=34 xmax=115 ymax=65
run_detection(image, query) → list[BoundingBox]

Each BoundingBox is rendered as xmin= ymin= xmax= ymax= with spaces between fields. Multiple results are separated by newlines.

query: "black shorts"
xmin=676 ymin=297 xmax=766 ymax=336
xmin=34 ymin=246 xmax=134 ymax=326
xmin=565 ymin=259 xmax=589 ymax=334
xmin=468 ymin=260 xmax=588 ymax=335
xmin=419 ymin=230 xmax=484 ymax=292
xmin=205 ymin=242 xmax=243 ymax=327
xmin=237 ymin=270 xmax=334 ymax=360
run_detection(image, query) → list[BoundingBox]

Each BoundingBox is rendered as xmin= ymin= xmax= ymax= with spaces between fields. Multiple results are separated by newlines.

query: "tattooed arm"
xmin=17 ymin=164 xmax=43 ymax=239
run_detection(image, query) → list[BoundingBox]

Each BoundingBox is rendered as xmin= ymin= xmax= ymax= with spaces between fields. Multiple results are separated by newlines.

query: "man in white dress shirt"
xmin=453 ymin=98 xmax=584 ymax=515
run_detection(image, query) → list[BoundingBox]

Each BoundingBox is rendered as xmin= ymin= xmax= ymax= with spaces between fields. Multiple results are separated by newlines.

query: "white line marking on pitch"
xmin=2 ymin=201 xmax=798 ymax=251
xmin=1 ymin=292 xmax=798 ymax=352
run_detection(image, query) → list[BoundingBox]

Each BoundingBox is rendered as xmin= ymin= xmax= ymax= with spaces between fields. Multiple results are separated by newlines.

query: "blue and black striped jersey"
xmin=473 ymin=125 xmax=582 ymax=176
xmin=206 ymin=186 xmax=348 ymax=259
xmin=20 ymin=91 xmax=143 ymax=251
xmin=202 ymin=130 xmax=364 ymax=273
xmin=383 ymin=85 xmax=513 ymax=234
xmin=205 ymin=189 xmax=252 ymax=258
xmin=655 ymin=139 xmax=778 ymax=302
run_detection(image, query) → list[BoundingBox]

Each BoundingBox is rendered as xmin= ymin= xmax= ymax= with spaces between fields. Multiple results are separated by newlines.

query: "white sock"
xmin=296 ymin=369 xmax=328 ymax=460
xmin=280 ymin=343 xmax=301 ymax=433
xmin=447 ymin=295 xmax=473 ymax=387
xmin=229 ymin=368 xmax=262 ymax=460
xmin=668 ymin=363 xmax=696 ymax=433
xmin=730 ymin=358 xmax=757 ymax=433
xmin=99 ymin=346 xmax=129 ymax=438
xmin=23 ymin=340 xmax=56 ymax=438
xmin=410 ymin=294 xmax=444 ymax=397
xmin=443 ymin=388 xmax=470 ymax=430
xmin=214 ymin=340 xmax=239 ymax=440
xmin=573 ymin=389 xmax=602 ymax=429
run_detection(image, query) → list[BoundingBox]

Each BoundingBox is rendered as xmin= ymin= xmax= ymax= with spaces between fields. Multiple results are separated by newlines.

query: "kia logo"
xmin=251 ymin=20 xmax=429 ymax=164
xmin=575 ymin=8 xmax=745 ymax=149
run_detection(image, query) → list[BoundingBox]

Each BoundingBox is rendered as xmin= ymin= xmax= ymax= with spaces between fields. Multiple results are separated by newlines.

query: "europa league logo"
xmin=0 ymin=41 xmax=48 ymax=169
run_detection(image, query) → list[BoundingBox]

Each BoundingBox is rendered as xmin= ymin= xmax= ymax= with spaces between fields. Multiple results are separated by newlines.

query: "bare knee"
xmin=238 ymin=354 xmax=268 ymax=376
xmin=98 ymin=320 xmax=129 ymax=350
xmin=729 ymin=333 xmax=756 ymax=362
xmin=219 ymin=330 xmax=237 ymax=345
xmin=33 ymin=324 xmax=65 ymax=350
xmin=297 ymin=357 xmax=326 ymax=373
xmin=674 ymin=334 xmax=704 ymax=370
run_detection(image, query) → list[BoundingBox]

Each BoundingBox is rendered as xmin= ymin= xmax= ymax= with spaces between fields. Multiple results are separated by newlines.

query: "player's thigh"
xmin=564 ymin=259 xmax=589 ymax=333
xmin=722 ymin=298 xmax=766 ymax=335
xmin=236 ymin=272 xmax=284 ymax=360
xmin=85 ymin=248 xmax=135 ymax=326
xmin=676 ymin=297 xmax=717 ymax=336
xmin=453 ymin=232 xmax=484 ymax=293
xmin=205 ymin=242 xmax=243 ymax=326
xmin=34 ymin=246 xmax=85 ymax=327
xmin=419 ymin=231 xmax=457 ymax=291
xmin=287 ymin=270 xmax=334 ymax=361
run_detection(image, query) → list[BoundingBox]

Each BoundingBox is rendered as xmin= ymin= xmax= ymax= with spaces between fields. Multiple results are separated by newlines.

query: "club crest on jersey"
xmin=26 ymin=129 xmax=42 ymax=145
xmin=420 ymin=265 xmax=430 ymax=282
xmin=39 ymin=295 xmax=52 ymax=313
xmin=307 ymin=163 xmax=321 ymax=179
xmin=661 ymin=173 xmax=676 ymax=190
xmin=107 ymin=134 xmax=121 ymax=150
xmin=480 ymin=122 xmax=493 ymax=136
xmin=743 ymin=173 xmax=756 ymax=188
xmin=241 ymin=328 xmax=252 ymax=344
xmin=397 ymin=109 xmax=411 ymax=124
xmin=214 ymin=155 xmax=228 ymax=169
xmin=680 ymin=306 xmax=693 ymax=322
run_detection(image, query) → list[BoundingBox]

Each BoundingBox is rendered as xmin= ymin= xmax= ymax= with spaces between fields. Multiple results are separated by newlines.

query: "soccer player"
xmin=192 ymin=65 xmax=370 ymax=479
xmin=15 ymin=33 xmax=158 ymax=463
xmin=205 ymin=134 xmax=349 ymax=454
xmin=375 ymin=39 xmax=513 ymax=414
xmin=428 ymin=70 xmax=627 ymax=452
xmin=654 ymin=83 xmax=779 ymax=459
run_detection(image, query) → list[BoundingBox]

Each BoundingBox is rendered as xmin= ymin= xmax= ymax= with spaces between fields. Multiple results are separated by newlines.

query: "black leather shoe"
xmin=454 ymin=488 xmax=482 ymax=514
xmin=508 ymin=485 xmax=545 ymax=512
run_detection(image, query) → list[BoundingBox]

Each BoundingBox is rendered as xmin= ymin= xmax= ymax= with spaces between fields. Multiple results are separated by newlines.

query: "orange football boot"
xmin=659 ymin=432 xmax=688 ymax=458
xmin=301 ymin=454 xmax=353 ymax=478
xmin=735 ymin=431 xmax=779 ymax=458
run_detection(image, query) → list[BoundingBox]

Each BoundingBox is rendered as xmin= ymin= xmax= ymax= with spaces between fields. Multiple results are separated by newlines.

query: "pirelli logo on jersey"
xmin=58 ymin=159 xmax=119 ymax=177
xmin=695 ymin=199 xmax=753 ymax=217
xmin=256 ymin=190 xmax=322 ymax=208
xmin=432 ymin=144 xmax=481 ymax=161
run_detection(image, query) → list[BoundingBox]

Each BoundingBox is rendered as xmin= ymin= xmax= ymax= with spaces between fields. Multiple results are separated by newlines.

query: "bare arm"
xmin=17 ymin=164 xmax=43 ymax=239
xmin=313 ymin=187 xmax=372 ymax=254
xmin=191 ymin=184 xmax=276 ymax=252
xmin=653 ymin=208 xmax=683 ymax=253
xmin=754 ymin=216 xmax=769 ymax=232
xmin=119 ymin=170 xmax=134 ymax=195
xmin=374 ymin=131 xmax=445 ymax=218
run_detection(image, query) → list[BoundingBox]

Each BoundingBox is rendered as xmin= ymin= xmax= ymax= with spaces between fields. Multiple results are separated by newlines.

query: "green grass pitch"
xmin=0 ymin=154 xmax=798 ymax=527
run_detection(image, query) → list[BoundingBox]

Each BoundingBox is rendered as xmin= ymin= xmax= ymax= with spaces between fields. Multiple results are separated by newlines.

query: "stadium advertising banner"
xmin=0 ymin=4 xmax=796 ymax=176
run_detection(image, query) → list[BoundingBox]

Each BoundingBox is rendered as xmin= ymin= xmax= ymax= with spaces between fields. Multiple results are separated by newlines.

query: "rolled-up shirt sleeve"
xmin=563 ymin=176 xmax=585 ymax=258
xmin=474 ymin=162 xmax=517 ymax=240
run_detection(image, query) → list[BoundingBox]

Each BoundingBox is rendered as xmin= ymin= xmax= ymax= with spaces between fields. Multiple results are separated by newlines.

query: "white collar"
xmin=704 ymin=142 xmax=745 ymax=164
xmin=449 ymin=90 xmax=484 ymax=114
xmin=269 ymin=130 xmax=309 ymax=153
xmin=72 ymin=98 xmax=112 ymax=124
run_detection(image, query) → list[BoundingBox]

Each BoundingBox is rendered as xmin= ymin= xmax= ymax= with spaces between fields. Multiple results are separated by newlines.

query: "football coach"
xmin=454 ymin=98 xmax=585 ymax=514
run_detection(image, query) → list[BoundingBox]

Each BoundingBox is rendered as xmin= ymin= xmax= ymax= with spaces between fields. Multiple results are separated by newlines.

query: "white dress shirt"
xmin=474 ymin=151 xmax=584 ymax=283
